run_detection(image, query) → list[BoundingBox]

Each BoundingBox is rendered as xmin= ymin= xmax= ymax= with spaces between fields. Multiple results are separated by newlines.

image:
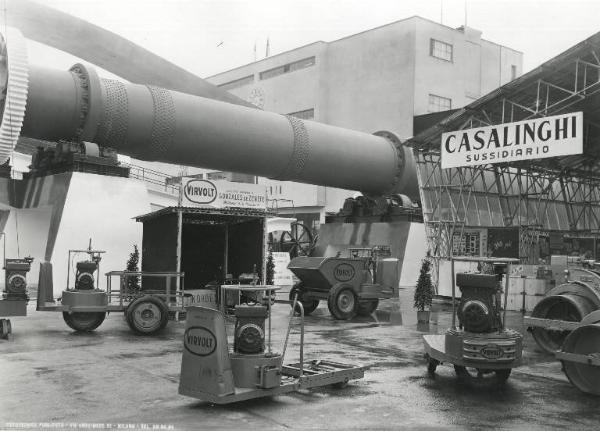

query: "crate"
xmin=503 ymin=292 xmax=543 ymax=312
xmin=524 ymin=279 xmax=547 ymax=296
xmin=504 ymin=293 xmax=523 ymax=311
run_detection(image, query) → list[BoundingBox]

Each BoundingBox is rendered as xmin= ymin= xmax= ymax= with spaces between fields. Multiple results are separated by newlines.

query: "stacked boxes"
xmin=505 ymin=270 xmax=552 ymax=312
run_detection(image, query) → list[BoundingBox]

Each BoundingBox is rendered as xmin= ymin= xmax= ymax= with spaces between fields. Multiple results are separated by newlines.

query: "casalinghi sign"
xmin=441 ymin=112 xmax=583 ymax=169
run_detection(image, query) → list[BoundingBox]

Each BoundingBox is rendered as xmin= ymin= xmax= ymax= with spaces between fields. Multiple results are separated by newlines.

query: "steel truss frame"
xmin=409 ymin=35 xmax=600 ymax=289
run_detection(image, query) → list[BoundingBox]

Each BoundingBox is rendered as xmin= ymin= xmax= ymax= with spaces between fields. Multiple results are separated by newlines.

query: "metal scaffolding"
xmin=407 ymin=31 xmax=600 ymax=290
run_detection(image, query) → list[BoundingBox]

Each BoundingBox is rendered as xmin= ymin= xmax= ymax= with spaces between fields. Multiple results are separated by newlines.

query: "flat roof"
xmin=407 ymin=30 xmax=600 ymax=178
xmin=135 ymin=206 xmax=273 ymax=224
xmin=206 ymin=15 xmax=520 ymax=80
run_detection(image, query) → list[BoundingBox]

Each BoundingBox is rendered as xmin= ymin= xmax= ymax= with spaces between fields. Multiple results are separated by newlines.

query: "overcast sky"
xmin=14 ymin=0 xmax=600 ymax=78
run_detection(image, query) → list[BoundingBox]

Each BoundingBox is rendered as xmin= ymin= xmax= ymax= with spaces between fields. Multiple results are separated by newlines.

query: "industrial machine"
xmin=0 ymin=250 xmax=34 ymax=339
xmin=29 ymin=140 xmax=128 ymax=178
xmin=525 ymin=267 xmax=600 ymax=395
xmin=287 ymin=247 xmax=399 ymax=320
xmin=0 ymin=28 xmax=417 ymax=199
xmin=327 ymin=194 xmax=422 ymax=223
xmin=59 ymin=243 xmax=107 ymax=331
xmin=36 ymin=242 xmax=188 ymax=334
xmin=424 ymin=257 xmax=523 ymax=384
xmin=179 ymin=285 xmax=365 ymax=404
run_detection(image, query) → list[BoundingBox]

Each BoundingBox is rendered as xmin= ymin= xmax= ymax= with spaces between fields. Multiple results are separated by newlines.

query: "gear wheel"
xmin=0 ymin=27 xmax=29 ymax=164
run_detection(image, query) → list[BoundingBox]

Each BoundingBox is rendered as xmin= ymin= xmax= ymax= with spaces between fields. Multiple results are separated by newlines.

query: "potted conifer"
xmin=124 ymin=245 xmax=141 ymax=300
xmin=266 ymin=250 xmax=275 ymax=285
xmin=414 ymin=257 xmax=433 ymax=323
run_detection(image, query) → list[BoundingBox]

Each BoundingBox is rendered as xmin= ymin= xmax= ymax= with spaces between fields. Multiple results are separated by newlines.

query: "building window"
xmin=217 ymin=75 xmax=254 ymax=91
xmin=430 ymin=38 xmax=453 ymax=62
xmin=260 ymin=56 xmax=316 ymax=80
xmin=287 ymin=108 xmax=314 ymax=120
xmin=428 ymin=94 xmax=452 ymax=112
xmin=511 ymin=65 xmax=517 ymax=80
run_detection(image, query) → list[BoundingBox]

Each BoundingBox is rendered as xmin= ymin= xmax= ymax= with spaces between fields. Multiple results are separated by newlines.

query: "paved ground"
xmin=1 ymin=288 xmax=599 ymax=431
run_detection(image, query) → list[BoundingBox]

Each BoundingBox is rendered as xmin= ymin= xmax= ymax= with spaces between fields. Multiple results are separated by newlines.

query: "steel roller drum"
xmin=531 ymin=293 xmax=596 ymax=353
xmin=560 ymin=313 xmax=600 ymax=396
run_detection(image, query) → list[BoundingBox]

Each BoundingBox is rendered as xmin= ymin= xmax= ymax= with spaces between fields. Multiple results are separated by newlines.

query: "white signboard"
xmin=271 ymin=252 xmax=295 ymax=286
xmin=441 ymin=112 xmax=583 ymax=169
xmin=181 ymin=178 xmax=267 ymax=210
xmin=184 ymin=289 xmax=217 ymax=307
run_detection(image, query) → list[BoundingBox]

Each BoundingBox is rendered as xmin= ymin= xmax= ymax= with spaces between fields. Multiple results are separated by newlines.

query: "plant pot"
xmin=417 ymin=310 xmax=430 ymax=323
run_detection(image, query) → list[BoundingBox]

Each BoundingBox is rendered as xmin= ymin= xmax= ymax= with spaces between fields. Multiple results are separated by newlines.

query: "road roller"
xmin=525 ymin=267 xmax=600 ymax=395
xmin=179 ymin=285 xmax=365 ymax=404
xmin=526 ymin=267 xmax=600 ymax=353
xmin=424 ymin=257 xmax=523 ymax=384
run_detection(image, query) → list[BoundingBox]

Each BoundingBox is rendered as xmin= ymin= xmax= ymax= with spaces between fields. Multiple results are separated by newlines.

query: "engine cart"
xmin=287 ymin=246 xmax=399 ymax=320
xmin=0 ymin=231 xmax=36 ymax=338
xmin=37 ymin=243 xmax=188 ymax=334
xmin=179 ymin=285 xmax=366 ymax=404
xmin=0 ymin=253 xmax=35 ymax=339
xmin=423 ymin=257 xmax=523 ymax=384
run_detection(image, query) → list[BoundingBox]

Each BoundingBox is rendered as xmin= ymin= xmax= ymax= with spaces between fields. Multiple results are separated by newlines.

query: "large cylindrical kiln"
xmin=0 ymin=28 xmax=418 ymax=197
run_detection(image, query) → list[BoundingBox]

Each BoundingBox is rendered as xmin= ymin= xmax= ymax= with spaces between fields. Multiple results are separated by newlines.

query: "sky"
xmin=8 ymin=0 xmax=600 ymax=79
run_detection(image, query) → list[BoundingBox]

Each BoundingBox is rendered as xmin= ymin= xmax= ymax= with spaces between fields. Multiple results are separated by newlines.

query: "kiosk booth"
xmin=136 ymin=178 xmax=270 ymax=300
xmin=136 ymin=206 xmax=269 ymax=292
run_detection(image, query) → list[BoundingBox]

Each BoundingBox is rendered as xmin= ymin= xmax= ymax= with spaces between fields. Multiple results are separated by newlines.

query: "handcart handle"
xmin=279 ymin=295 xmax=304 ymax=377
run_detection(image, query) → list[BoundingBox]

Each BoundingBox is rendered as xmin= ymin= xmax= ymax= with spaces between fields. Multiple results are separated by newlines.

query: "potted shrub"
xmin=124 ymin=245 xmax=141 ymax=300
xmin=266 ymin=250 xmax=275 ymax=285
xmin=414 ymin=258 xmax=433 ymax=323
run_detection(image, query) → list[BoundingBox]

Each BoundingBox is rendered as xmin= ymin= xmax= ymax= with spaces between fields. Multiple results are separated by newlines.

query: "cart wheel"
xmin=426 ymin=355 xmax=440 ymax=376
xmin=327 ymin=284 xmax=358 ymax=320
xmin=494 ymin=369 xmax=511 ymax=383
xmin=62 ymin=312 xmax=106 ymax=332
xmin=0 ymin=319 xmax=11 ymax=339
xmin=453 ymin=365 xmax=511 ymax=384
xmin=333 ymin=379 xmax=349 ymax=389
xmin=357 ymin=299 xmax=379 ymax=316
xmin=126 ymin=296 xmax=169 ymax=335
xmin=289 ymin=282 xmax=319 ymax=315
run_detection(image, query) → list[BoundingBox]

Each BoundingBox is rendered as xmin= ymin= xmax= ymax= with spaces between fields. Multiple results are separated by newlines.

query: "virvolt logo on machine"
xmin=480 ymin=344 xmax=503 ymax=360
xmin=333 ymin=263 xmax=355 ymax=282
xmin=183 ymin=179 xmax=217 ymax=204
xmin=184 ymin=327 xmax=217 ymax=356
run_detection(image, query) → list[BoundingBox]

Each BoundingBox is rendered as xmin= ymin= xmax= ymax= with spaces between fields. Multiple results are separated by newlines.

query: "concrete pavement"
xmin=1 ymin=288 xmax=599 ymax=430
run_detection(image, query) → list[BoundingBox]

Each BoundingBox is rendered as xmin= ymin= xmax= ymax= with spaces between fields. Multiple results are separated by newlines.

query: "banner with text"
xmin=181 ymin=178 xmax=267 ymax=210
xmin=441 ymin=112 xmax=583 ymax=169
xmin=271 ymin=252 xmax=296 ymax=286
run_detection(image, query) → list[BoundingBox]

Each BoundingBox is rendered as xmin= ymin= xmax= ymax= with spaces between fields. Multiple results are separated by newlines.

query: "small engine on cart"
xmin=180 ymin=285 xmax=366 ymax=404
xmin=4 ymin=257 xmax=34 ymax=301
xmin=0 ymin=256 xmax=34 ymax=338
xmin=59 ymin=242 xmax=108 ymax=332
xmin=456 ymin=264 xmax=506 ymax=333
xmin=423 ymin=257 xmax=523 ymax=385
xmin=74 ymin=259 xmax=100 ymax=290
xmin=234 ymin=304 xmax=268 ymax=354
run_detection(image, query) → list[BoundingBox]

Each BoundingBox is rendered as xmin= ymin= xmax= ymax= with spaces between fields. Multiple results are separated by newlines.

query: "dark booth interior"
xmin=139 ymin=207 xmax=266 ymax=291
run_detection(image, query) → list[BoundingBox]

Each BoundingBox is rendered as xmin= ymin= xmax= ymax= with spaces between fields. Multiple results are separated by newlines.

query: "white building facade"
xmin=207 ymin=17 xmax=523 ymax=226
